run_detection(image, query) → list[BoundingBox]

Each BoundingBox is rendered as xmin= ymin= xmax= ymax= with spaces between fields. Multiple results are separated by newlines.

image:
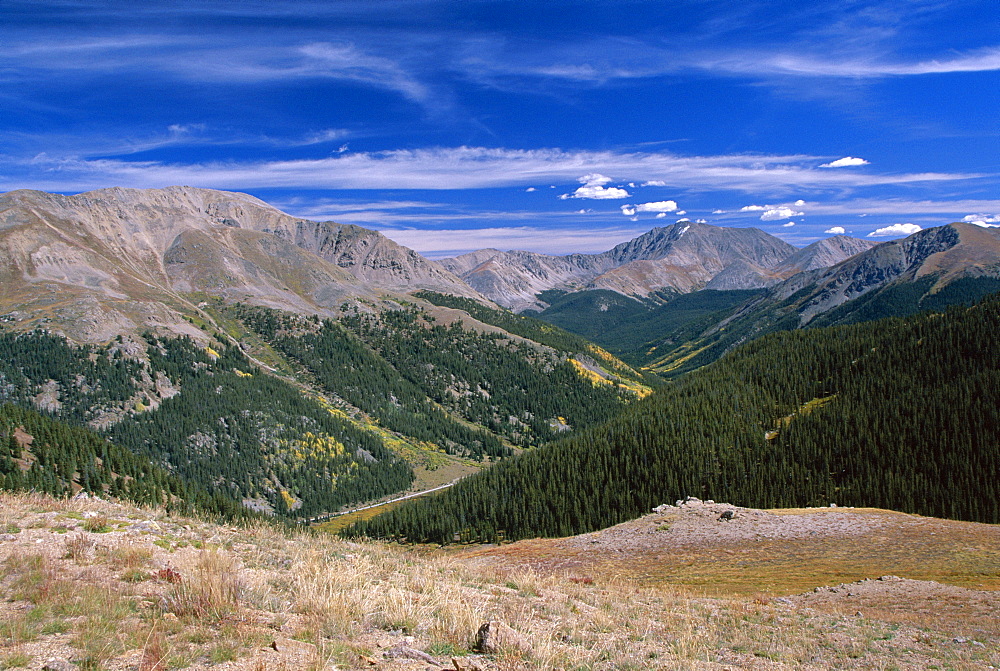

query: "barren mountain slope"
xmin=0 ymin=187 xmax=481 ymax=343
xmin=771 ymin=235 xmax=879 ymax=276
xmin=719 ymin=222 xmax=1000 ymax=327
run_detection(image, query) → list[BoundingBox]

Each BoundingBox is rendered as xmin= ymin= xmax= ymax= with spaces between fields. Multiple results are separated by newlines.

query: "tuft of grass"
xmin=63 ymin=533 xmax=94 ymax=562
xmin=105 ymin=541 xmax=153 ymax=569
xmin=82 ymin=513 xmax=112 ymax=533
xmin=122 ymin=568 xmax=151 ymax=583
xmin=0 ymin=651 xmax=31 ymax=669
xmin=138 ymin=627 xmax=168 ymax=671
xmin=162 ymin=550 xmax=243 ymax=621
xmin=208 ymin=643 xmax=239 ymax=664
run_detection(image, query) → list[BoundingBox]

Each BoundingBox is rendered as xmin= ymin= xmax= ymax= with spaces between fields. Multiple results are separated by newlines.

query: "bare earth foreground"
xmin=0 ymin=493 xmax=998 ymax=670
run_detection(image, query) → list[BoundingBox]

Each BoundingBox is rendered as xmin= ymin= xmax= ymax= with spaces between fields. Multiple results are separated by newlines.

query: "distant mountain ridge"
xmin=441 ymin=222 xmax=875 ymax=311
xmin=0 ymin=186 xmax=480 ymax=343
xmin=645 ymin=222 xmax=1000 ymax=376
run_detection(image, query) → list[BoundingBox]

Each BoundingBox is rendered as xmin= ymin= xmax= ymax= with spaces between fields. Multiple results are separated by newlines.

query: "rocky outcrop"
xmin=475 ymin=621 xmax=532 ymax=656
xmin=261 ymin=218 xmax=479 ymax=298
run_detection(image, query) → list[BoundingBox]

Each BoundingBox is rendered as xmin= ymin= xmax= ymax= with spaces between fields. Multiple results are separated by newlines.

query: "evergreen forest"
xmin=233 ymin=302 xmax=636 ymax=450
xmin=0 ymin=327 xmax=411 ymax=518
xmin=346 ymin=295 xmax=1000 ymax=544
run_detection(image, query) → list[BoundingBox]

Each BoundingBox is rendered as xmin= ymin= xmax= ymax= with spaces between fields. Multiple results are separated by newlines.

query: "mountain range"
xmin=0 ymin=186 xmax=478 ymax=344
xmin=439 ymin=222 xmax=877 ymax=312
xmin=3 ymin=185 xmax=1000 ymax=526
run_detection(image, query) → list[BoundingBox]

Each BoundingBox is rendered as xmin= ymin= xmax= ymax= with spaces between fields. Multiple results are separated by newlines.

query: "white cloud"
xmin=712 ymin=47 xmax=1000 ymax=78
xmin=820 ymin=157 xmax=870 ymax=168
xmin=760 ymin=207 xmax=804 ymax=221
xmin=566 ymin=173 xmax=630 ymax=200
xmin=0 ymin=147 xmax=979 ymax=194
xmin=579 ymin=173 xmax=612 ymax=186
xmin=299 ymin=128 xmax=351 ymax=145
xmin=635 ymin=200 xmax=679 ymax=213
xmin=378 ymin=224 xmax=652 ymax=257
xmin=641 ymin=180 xmax=666 ymax=186
xmin=794 ymin=199 xmax=806 ymax=206
xmin=782 ymin=222 xmax=795 ymax=227
xmin=824 ymin=226 xmax=846 ymax=235
xmin=963 ymin=214 xmax=1000 ymax=227
xmin=525 ymin=187 xmax=536 ymax=192
xmin=695 ymin=219 xmax=707 ymax=223
xmin=868 ymin=223 xmax=922 ymax=237
xmin=621 ymin=200 xmax=678 ymax=216
xmin=676 ymin=218 xmax=691 ymax=223
xmin=655 ymin=212 xmax=667 ymax=219
xmin=569 ymin=185 xmax=631 ymax=199
xmin=768 ymin=199 xmax=1000 ymax=218
xmin=740 ymin=204 xmax=767 ymax=211
xmin=675 ymin=210 xmax=686 ymax=215
xmin=712 ymin=209 xmax=726 ymax=214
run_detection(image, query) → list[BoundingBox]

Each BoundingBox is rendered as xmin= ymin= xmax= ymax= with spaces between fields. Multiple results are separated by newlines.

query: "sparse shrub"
xmin=71 ymin=584 xmax=140 ymax=667
xmin=123 ymin=568 xmax=151 ymax=583
xmin=82 ymin=514 xmax=112 ymax=533
xmin=1 ymin=651 xmax=31 ymax=669
xmin=107 ymin=542 xmax=153 ymax=569
xmin=161 ymin=550 xmax=242 ymax=621
xmin=40 ymin=618 xmax=70 ymax=635
xmin=208 ymin=643 xmax=239 ymax=664
xmin=6 ymin=552 xmax=58 ymax=602
xmin=139 ymin=628 xmax=168 ymax=671
xmin=63 ymin=533 xmax=94 ymax=562
xmin=155 ymin=567 xmax=182 ymax=584
xmin=427 ymin=641 xmax=466 ymax=657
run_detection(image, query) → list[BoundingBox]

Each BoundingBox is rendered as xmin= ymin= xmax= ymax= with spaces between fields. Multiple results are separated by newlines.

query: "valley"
xmin=5 ymin=3 xmax=999 ymax=667
xmin=0 ymin=186 xmax=998 ymax=670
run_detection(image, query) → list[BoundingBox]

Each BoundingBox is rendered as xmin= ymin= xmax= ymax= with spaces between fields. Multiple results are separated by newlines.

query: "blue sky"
xmin=2 ymin=0 xmax=999 ymax=257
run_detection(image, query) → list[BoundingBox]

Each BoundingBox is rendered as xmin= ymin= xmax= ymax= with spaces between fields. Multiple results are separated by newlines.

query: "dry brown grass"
xmin=0 ymin=491 xmax=997 ymax=670
xmin=162 ymin=549 xmax=244 ymax=621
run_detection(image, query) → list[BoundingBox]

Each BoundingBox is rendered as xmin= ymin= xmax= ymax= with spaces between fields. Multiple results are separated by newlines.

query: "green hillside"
xmin=646 ymin=275 xmax=1000 ymax=378
xmin=347 ymin=295 xmax=1000 ymax=544
xmin=0 ymin=298 xmax=637 ymax=519
xmin=0 ymin=327 xmax=412 ymax=518
xmin=234 ymin=302 xmax=637 ymax=449
xmin=0 ymin=403 xmax=250 ymax=520
xmin=530 ymin=288 xmax=763 ymax=365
